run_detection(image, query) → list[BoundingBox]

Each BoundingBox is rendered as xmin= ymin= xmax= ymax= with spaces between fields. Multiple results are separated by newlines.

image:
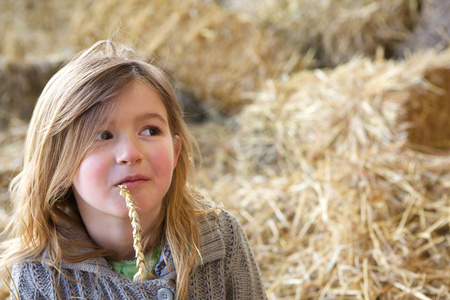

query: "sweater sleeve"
xmin=10 ymin=261 xmax=59 ymax=299
xmin=219 ymin=210 xmax=267 ymax=300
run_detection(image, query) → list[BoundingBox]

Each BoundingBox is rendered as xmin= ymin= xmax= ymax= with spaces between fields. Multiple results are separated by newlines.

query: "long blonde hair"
xmin=0 ymin=40 xmax=208 ymax=299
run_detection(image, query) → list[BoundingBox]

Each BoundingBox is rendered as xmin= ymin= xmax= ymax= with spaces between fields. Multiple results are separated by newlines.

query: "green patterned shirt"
xmin=107 ymin=243 xmax=162 ymax=280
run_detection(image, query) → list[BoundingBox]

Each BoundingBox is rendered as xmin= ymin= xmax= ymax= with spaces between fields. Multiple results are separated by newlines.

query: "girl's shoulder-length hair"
xmin=0 ymin=40 xmax=214 ymax=299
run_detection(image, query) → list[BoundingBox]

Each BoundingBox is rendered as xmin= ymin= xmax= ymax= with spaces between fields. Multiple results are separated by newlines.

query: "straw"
xmin=118 ymin=184 xmax=148 ymax=282
xmin=193 ymin=48 xmax=450 ymax=299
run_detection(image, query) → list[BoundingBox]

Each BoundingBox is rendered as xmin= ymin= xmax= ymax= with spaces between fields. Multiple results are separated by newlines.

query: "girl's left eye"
xmin=141 ymin=126 xmax=161 ymax=136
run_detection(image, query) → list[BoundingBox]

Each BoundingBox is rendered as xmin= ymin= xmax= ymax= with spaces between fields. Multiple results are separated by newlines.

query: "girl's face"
xmin=72 ymin=81 xmax=180 ymax=226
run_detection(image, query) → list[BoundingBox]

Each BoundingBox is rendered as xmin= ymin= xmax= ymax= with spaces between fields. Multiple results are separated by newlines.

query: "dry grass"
xmin=0 ymin=0 xmax=421 ymax=113
xmin=222 ymin=0 xmax=421 ymax=66
xmin=0 ymin=0 xmax=310 ymax=114
xmin=194 ymin=48 xmax=450 ymax=299
xmin=67 ymin=0 xmax=310 ymax=114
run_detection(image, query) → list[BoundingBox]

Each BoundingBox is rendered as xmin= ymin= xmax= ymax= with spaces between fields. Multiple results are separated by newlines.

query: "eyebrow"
xmin=136 ymin=112 xmax=168 ymax=125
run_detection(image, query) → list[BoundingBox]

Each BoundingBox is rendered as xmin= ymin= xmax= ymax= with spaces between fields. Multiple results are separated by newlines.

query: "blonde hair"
xmin=0 ymin=40 xmax=209 ymax=299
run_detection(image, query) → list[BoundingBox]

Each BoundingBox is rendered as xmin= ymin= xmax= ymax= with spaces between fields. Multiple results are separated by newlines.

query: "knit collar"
xmin=55 ymin=210 xmax=225 ymax=280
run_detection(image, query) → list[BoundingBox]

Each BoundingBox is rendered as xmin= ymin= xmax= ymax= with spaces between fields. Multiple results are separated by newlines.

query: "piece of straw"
xmin=117 ymin=184 xmax=148 ymax=282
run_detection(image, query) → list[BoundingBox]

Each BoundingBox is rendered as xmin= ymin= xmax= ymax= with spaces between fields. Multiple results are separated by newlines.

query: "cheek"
xmin=150 ymin=146 xmax=176 ymax=177
xmin=73 ymin=154 xmax=109 ymax=191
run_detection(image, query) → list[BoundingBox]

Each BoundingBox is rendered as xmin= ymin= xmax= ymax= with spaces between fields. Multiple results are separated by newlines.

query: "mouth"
xmin=116 ymin=175 xmax=150 ymax=188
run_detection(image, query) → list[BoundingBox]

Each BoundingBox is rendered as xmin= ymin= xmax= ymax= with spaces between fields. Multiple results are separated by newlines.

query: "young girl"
xmin=0 ymin=40 xmax=266 ymax=300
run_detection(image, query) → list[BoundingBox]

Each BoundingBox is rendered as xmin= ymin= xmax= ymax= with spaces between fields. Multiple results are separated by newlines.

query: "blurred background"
xmin=1 ymin=0 xmax=449 ymax=298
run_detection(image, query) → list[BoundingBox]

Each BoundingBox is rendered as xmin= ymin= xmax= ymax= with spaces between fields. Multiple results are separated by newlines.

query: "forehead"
xmin=109 ymin=81 xmax=169 ymax=123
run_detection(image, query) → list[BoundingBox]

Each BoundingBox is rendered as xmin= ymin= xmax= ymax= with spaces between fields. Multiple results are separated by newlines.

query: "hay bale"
xmin=195 ymin=48 xmax=450 ymax=298
xmin=0 ymin=0 xmax=422 ymax=113
xmin=0 ymin=0 xmax=428 ymax=72
xmin=219 ymin=0 xmax=421 ymax=66
xmin=68 ymin=0 xmax=310 ymax=114
xmin=320 ymin=0 xmax=418 ymax=65
xmin=0 ymin=57 xmax=62 ymax=128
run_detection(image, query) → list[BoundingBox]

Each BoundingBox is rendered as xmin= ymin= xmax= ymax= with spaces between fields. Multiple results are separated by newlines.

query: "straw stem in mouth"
xmin=118 ymin=184 xmax=148 ymax=282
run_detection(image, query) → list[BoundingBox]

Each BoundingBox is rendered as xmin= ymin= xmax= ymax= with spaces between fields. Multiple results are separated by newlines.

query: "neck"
xmin=81 ymin=212 xmax=160 ymax=261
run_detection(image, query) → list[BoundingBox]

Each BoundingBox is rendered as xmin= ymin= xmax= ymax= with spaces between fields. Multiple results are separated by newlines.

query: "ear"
xmin=172 ymin=135 xmax=181 ymax=170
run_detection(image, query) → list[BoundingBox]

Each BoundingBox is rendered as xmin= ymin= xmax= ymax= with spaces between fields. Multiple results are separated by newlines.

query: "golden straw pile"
xmin=0 ymin=0 xmax=420 ymax=113
xmin=238 ymin=0 xmax=420 ymax=66
xmin=68 ymin=0 xmax=310 ymax=114
xmin=194 ymin=49 xmax=450 ymax=299
xmin=0 ymin=0 xmax=310 ymax=114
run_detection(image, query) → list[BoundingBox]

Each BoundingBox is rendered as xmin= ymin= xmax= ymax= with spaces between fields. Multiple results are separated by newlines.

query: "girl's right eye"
xmin=95 ymin=130 xmax=113 ymax=141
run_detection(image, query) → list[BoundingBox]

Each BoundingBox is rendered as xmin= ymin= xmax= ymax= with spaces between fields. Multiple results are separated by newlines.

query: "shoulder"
xmin=197 ymin=209 xmax=242 ymax=244
xmin=196 ymin=208 xmax=250 ymax=263
xmin=11 ymin=255 xmax=52 ymax=278
xmin=204 ymin=209 xmax=247 ymax=243
xmin=10 ymin=259 xmax=58 ymax=298
xmin=214 ymin=209 xmax=252 ymax=260
xmin=10 ymin=252 xmax=112 ymax=297
xmin=216 ymin=209 xmax=243 ymax=232
xmin=198 ymin=208 xmax=242 ymax=234
xmin=194 ymin=209 xmax=268 ymax=299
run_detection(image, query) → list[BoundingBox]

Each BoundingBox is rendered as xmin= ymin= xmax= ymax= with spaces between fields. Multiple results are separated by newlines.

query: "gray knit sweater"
xmin=11 ymin=210 xmax=267 ymax=299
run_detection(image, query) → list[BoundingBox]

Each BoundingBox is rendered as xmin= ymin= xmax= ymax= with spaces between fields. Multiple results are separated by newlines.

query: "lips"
xmin=116 ymin=175 xmax=150 ymax=188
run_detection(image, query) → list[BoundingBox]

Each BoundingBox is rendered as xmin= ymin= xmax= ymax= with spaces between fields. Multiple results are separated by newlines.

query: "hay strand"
xmin=118 ymin=184 xmax=149 ymax=282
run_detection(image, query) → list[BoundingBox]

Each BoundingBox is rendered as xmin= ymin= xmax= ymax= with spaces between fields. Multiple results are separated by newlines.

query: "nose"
xmin=115 ymin=137 xmax=143 ymax=165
